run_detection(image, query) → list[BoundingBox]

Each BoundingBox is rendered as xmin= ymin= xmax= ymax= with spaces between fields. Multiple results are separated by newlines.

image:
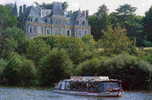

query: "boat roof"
xmin=62 ymin=76 xmax=121 ymax=83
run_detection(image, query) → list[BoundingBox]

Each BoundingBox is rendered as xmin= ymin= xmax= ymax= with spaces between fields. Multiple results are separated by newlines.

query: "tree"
xmin=88 ymin=5 xmax=110 ymax=40
xmin=110 ymin=4 xmax=144 ymax=46
xmin=35 ymin=35 xmax=88 ymax=64
xmin=0 ymin=5 xmax=17 ymax=31
xmin=0 ymin=27 xmax=27 ymax=57
xmin=101 ymin=54 xmax=152 ymax=90
xmin=143 ymin=6 xmax=152 ymax=42
xmin=6 ymin=3 xmax=18 ymax=16
xmin=0 ymin=59 xmax=7 ymax=78
xmin=95 ymin=5 xmax=109 ymax=17
xmin=3 ymin=52 xmax=37 ymax=86
xmin=39 ymin=49 xmax=73 ymax=86
xmin=76 ymin=58 xmax=101 ymax=76
xmin=97 ymin=26 xmax=135 ymax=54
xmin=25 ymin=39 xmax=50 ymax=64
xmin=62 ymin=2 xmax=68 ymax=10
xmin=116 ymin=4 xmax=136 ymax=16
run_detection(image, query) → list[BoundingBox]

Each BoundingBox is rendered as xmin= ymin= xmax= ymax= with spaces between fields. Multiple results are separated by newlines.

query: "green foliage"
xmin=101 ymin=54 xmax=152 ymax=90
xmin=116 ymin=4 xmax=137 ymax=16
xmin=76 ymin=57 xmax=104 ymax=76
xmin=88 ymin=5 xmax=110 ymax=40
xmin=3 ymin=52 xmax=37 ymax=86
xmin=0 ymin=59 xmax=8 ymax=78
xmin=39 ymin=49 xmax=73 ymax=86
xmin=97 ymin=26 xmax=135 ymax=54
xmin=77 ymin=54 xmax=152 ymax=90
xmin=143 ymin=40 xmax=152 ymax=47
xmin=0 ymin=5 xmax=17 ymax=30
xmin=34 ymin=35 xmax=89 ymax=64
xmin=143 ymin=6 xmax=152 ymax=42
xmin=25 ymin=39 xmax=50 ymax=64
xmin=0 ymin=27 xmax=27 ymax=57
xmin=109 ymin=4 xmax=144 ymax=46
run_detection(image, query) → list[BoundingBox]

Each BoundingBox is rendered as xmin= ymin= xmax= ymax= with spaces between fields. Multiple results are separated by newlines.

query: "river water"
xmin=0 ymin=87 xmax=152 ymax=100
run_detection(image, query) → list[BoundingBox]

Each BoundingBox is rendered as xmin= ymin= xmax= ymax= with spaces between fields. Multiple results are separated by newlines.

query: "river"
xmin=0 ymin=87 xmax=152 ymax=100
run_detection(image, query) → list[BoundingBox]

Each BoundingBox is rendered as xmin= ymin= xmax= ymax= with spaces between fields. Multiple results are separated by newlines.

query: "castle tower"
xmin=52 ymin=2 xmax=64 ymax=15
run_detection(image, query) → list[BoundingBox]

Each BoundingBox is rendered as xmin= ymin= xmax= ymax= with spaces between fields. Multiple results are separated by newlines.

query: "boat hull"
xmin=53 ymin=89 xmax=122 ymax=97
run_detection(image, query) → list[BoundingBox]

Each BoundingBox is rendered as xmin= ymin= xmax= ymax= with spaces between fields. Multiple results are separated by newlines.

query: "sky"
xmin=0 ymin=0 xmax=151 ymax=16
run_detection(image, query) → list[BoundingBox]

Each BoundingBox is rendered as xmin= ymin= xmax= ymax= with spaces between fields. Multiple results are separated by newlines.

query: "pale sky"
xmin=0 ymin=0 xmax=151 ymax=16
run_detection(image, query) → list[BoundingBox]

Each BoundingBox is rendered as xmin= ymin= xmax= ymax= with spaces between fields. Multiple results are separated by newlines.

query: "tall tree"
xmin=110 ymin=4 xmax=144 ymax=46
xmin=116 ymin=4 xmax=136 ymax=16
xmin=88 ymin=5 xmax=110 ymax=40
xmin=97 ymin=26 xmax=135 ymax=54
xmin=143 ymin=6 xmax=152 ymax=42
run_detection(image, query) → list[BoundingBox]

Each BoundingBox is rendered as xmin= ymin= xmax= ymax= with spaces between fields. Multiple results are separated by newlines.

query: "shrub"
xmin=77 ymin=53 xmax=152 ymax=90
xmin=101 ymin=54 xmax=152 ymax=90
xmin=25 ymin=39 xmax=50 ymax=64
xmin=0 ymin=59 xmax=7 ymax=79
xmin=3 ymin=52 xmax=37 ymax=86
xmin=39 ymin=48 xmax=73 ymax=86
xmin=34 ymin=35 xmax=90 ymax=64
xmin=76 ymin=57 xmax=106 ymax=76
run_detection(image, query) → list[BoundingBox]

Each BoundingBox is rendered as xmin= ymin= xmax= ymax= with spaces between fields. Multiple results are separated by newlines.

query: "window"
xmin=82 ymin=21 xmax=85 ymax=25
xmin=67 ymin=30 xmax=70 ymax=36
xmin=47 ymin=29 xmax=50 ymax=34
xmin=35 ymin=18 xmax=38 ymax=22
xmin=29 ymin=27 xmax=32 ymax=33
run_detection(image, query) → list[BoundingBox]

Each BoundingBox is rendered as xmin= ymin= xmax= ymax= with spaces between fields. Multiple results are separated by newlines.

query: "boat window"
xmin=65 ymin=81 xmax=70 ymax=90
xmin=97 ymin=82 xmax=120 ymax=92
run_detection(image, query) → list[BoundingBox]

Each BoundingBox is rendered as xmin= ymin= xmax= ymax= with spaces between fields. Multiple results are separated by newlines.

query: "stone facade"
xmin=18 ymin=2 xmax=91 ymax=38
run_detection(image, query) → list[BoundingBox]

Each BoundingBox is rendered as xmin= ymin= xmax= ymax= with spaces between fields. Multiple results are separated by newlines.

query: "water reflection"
xmin=0 ymin=87 xmax=151 ymax=100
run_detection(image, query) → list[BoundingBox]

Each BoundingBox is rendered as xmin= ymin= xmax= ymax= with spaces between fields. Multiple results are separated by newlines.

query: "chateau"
xmin=16 ymin=2 xmax=91 ymax=37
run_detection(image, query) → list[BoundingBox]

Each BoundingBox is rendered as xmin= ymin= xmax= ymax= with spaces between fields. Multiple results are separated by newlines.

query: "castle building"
xmin=18 ymin=2 xmax=91 ymax=38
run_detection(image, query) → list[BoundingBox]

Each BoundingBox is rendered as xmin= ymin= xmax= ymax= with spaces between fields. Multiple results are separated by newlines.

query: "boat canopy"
xmin=69 ymin=76 xmax=109 ymax=82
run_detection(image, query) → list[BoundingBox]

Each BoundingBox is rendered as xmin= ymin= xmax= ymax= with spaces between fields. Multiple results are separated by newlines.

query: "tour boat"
xmin=53 ymin=76 xmax=123 ymax=97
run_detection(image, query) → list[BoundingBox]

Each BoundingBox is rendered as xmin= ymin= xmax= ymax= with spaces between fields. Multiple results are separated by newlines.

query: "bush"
xmin=76 ymin=57 xmax=107 ymax=76
xmin=25 ymin=39 xmax=50 ymax=64
xmin=101 ymin=54 xmax=152 ymax=90
xmin=77 ymin=54 xmax=152 ymax=90
xmin=39 ymin=48 xmax=73 ymax=86
xmin=34 ymin=35 xmax=91 ymax=64
xmin=3 ymin=52 xmax=37 ymax=86
xmin=0 ymin=59 xmax=7 ymax=79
